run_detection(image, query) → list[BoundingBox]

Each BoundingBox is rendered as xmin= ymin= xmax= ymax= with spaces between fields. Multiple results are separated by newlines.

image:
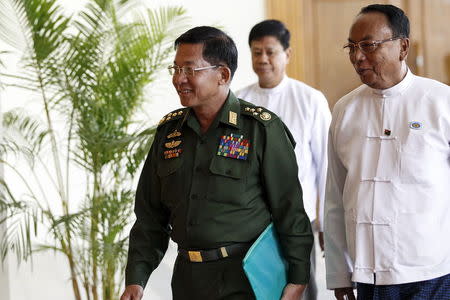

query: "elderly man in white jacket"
xmin=324 ymin=4 xmax=450 ymax=300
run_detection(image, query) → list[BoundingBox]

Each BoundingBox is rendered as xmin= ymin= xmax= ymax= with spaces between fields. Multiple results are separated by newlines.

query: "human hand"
xmin=120 ymin=285 xmax=144 ymax=300
xmin=280 ymin=283 xmax=307 ymax=300
xmin=334 ymin=287 xmax=355 ymax=300
xmin=319 ymin=231 xmax=324 ymax=252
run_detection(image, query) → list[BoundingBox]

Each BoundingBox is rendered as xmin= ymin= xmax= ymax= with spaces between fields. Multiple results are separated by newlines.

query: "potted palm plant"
xmin=0 ymin=0 xmax=187 ymax=299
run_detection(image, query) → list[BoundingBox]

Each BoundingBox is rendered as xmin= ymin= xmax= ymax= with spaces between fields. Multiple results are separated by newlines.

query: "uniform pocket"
xmin=397 ymin=213 xmax=440 ymax=267
xmin=157 ymin=158 xmax=183 ymax=209
xmin=209 ymin=155 xmax=247 ymax=179
xmin=207 ymin=156 xmax=248 ymax=202
xmin=157 ymin=158 xmax=183 ymax=177
xmin=400 ymin=132 xmax=436 ymax=184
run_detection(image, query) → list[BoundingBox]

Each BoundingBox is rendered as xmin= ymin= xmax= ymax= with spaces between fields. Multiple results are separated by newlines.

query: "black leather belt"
xmin=178 ymin=242 xmax=251 ymax=263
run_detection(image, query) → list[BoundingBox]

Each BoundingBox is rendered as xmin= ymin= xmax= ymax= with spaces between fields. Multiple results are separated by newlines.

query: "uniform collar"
xmin=217 ymin=91 xmax=241 ymax=129
xmin=184 ymin=90 xmax=241 ymax=134
xmin=371 ymin=68 xmax=413 ymax=97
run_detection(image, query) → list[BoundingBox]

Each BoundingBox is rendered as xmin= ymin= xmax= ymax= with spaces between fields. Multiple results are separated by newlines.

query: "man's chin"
xmin=179 ymin=95 xmax=192 ymax=107
xmin=359 ymin=73 xmax=376 ymax=87
xmin=258 ymin=77 xmax=278 ymax=88
xmin=257 ymin=71 xmax=273 ymax=80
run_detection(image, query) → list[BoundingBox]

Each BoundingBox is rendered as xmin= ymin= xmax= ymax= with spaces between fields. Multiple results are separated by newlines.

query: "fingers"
xmin=280 ymin=283 xmax=306 ymax=300
xmin=334 ymin=287 xmax=355 ymax=300
xmin=120 ymin=285 xmax=143 ymax=300
xmin=347 ymin=290 xmax=356 ymax=300
xmin=318 ymin=232 xmax=325 ymax=251
xmin=120 ymin=293 xmax=130 ymax=300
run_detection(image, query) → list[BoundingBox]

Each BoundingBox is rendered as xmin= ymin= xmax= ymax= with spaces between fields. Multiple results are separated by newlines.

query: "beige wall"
xmin=267 ymin=0 xmax=450 ymax=107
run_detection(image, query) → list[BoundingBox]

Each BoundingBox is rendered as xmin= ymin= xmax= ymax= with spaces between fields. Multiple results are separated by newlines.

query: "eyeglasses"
xmin=168 ymin=65 xmax=220 ymax=77
xmin=343 ymin=37 xmax=402 ymax=54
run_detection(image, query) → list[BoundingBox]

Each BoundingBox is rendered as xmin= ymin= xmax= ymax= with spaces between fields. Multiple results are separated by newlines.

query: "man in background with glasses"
xmin=324 ymin=4 xmax=450 ymax=300
xmin=120 ymin=26 xmax=313 ymax=300
xmin=236 ymin=19 xmax=331 ymax=300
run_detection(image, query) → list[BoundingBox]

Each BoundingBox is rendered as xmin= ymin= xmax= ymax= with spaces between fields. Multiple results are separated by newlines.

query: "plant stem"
xmin=36 ymin=63 xmax=81 ymax=299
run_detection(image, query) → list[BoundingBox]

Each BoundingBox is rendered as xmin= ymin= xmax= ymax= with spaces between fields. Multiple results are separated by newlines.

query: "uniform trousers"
xmin=357 ymin=273 xmax=450 ymax=300
xmin=171 ymin=254 xmax=255 ymax=300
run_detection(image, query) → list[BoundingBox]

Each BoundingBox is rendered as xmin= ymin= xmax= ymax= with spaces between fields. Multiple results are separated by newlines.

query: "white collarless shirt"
xmin=237 ymin=76 xmax=331 ymax=226
xmin=325 ymin=69 xmax=450 ymax=288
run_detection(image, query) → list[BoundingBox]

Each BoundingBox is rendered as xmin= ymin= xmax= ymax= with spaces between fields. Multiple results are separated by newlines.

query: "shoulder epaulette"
xmin=157 ymin=108 xmax=188 ymax=128
xmin=240 ymin=103 xmax=278 ymax=126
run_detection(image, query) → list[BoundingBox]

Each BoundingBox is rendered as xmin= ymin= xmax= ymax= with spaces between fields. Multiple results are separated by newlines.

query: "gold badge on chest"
xmin=164 ymin=129 xmax=183 ymax=159
xmin=165 ymin=140 xmax=181 ymax=149
xmin=167 ymin=130 xmax=182 ymax=139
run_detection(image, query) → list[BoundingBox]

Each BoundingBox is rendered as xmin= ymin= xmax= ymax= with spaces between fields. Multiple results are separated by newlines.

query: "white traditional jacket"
xmin=324 ymin=69 xmax=450 ymax=289
xmin=237 ymin=76 xmax=331 ymax=226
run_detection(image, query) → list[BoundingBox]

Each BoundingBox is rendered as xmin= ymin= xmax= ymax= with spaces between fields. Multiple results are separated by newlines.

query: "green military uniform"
xmin=125 ymin=91 xmax=313 ymax=299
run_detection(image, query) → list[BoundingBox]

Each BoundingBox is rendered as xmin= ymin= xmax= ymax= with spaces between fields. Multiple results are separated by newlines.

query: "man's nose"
xmin=256 ymin=53 xmax=269 ymax=63
xmin=172 ymin=72 xmax=188 ymax=85
xmin=352 ymin=47 xmax=366 ymax=63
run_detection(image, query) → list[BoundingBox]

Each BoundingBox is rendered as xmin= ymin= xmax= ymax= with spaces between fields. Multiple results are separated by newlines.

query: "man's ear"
xmin=285 ymin=47 xmax=292 ymax=64
xmin=218 ymin=66 xmax=232 ymax=85
xmin=399 ymin=38 xmax=410 ymax=61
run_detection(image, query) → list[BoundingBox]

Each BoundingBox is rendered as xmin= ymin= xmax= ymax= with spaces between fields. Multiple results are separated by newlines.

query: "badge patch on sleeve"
xmin=217 ymin=133 xmax=250 ymax=160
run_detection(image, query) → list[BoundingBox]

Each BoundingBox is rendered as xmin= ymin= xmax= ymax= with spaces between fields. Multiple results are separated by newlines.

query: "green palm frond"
xmin=0 ymin=0 xmax=71 ymax=114
xmin=0 ymin=178 xmax=41 ymax=264
xmin=0 ymin=0 xmax=189 ymax=299
xmin=49 ymin=209 xmax=88 ymax=232
xmin=0 ymin=1 xmax=26 ymax=50
xmin=137 ymin=6 xmax=188 ymax=72
xmin=17 ymin=0 xmax=69 ymax=63
xmin=125 ymin=125 xmax=156 ymax=174
xmin=2 ymin=109 xmax=50 ymax=155
xmin=0 ymin=110 xmax=50 ymax=169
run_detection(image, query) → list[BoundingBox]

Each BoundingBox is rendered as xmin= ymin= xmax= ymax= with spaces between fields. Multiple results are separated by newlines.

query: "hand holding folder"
xmin=243 ymin=223 xmax=288 ymax=300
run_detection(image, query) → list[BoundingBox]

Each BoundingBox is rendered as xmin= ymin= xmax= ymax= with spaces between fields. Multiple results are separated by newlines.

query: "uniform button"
xmin=190 ymin=194 xmax=198 ymax=200
xmin=226 ymin=169 xmax=232 ymax=175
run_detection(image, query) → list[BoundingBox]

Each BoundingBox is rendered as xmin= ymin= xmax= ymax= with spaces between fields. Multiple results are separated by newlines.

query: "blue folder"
xmin=243 ymin=223 xmax=288 ymax=300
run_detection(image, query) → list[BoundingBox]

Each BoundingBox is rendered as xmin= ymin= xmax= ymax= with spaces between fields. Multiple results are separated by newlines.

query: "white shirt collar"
xmin=371 ymin=68 xmax=413 ymax=97
xmin=256 ymin=75 xmax=288 ymax=95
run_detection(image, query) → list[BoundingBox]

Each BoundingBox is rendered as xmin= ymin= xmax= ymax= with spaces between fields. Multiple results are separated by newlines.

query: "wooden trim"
xmin=266 ymin=0 xmax=305 ymax=81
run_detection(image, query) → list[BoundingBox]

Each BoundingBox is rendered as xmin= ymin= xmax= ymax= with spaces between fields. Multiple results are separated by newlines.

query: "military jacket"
xmin=125 ymin=91 xmax=313 ymax=287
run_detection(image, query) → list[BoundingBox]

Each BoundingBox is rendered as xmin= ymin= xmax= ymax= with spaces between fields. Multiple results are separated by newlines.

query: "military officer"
xmin=120 ymin=26 xmax=313 ymax=300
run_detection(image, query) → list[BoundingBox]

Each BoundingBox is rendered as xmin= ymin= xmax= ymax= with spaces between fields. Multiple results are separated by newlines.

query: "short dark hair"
xmin=174 ymin=26 xmax=238 ymax=79
xmin=360 ymin=4 xmax=410 ymax=38
xmin=248 ymin=19 xmax=290 ymax=50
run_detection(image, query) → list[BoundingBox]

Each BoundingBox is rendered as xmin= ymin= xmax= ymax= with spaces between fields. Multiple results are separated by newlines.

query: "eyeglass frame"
xmin=343 ymin=37 xmax=403 ymax=54
xmin=168 ymin=65 xmax=221 ymax=77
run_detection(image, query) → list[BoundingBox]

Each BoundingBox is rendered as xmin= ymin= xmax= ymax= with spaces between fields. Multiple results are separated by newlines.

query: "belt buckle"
xmin=188 ymin=251 xmax=203 ymax=262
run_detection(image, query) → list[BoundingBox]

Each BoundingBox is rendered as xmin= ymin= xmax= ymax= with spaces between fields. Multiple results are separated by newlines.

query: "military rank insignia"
xmin=164 ymin=149 xmax=182 ymax=159
xmin=167 ymin=130 xmax=181 ymax=139
xmin=165 ymin=140 xmax=181 ymax=148
xmin=217 ymin=133 xmax=250 ymax=160
xmin=164 ymin=129 xmax=183 ymax=159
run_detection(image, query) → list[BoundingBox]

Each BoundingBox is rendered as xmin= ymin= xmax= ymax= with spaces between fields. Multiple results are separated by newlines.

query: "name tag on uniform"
xmin=217 ymin=133 xmax=250 ymax=160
